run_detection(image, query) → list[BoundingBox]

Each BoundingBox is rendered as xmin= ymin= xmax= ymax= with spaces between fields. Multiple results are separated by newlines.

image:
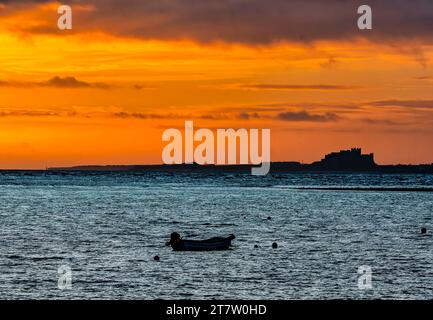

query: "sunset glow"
xmin=1 ymin=1 xmax=433 ymax=169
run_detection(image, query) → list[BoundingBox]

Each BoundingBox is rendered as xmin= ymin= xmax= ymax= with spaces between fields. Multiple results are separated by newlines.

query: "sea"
xmin=0 ymin=171 xmax=432 ymax=299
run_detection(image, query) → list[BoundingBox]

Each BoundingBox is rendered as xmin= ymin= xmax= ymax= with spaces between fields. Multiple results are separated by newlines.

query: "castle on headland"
xmin=310 ymin=148 xmax=377 ymax=171
xmin=48 ymin=147 xmax=433 ymax=173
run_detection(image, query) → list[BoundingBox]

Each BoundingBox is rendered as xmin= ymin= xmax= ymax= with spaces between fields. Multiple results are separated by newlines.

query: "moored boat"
xmin=166 ymin=232 xmax=235 ymax=251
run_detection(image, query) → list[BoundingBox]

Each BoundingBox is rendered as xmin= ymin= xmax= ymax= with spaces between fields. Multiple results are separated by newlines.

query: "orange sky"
xmin=1 ymin=1 xmax=433 ymax=169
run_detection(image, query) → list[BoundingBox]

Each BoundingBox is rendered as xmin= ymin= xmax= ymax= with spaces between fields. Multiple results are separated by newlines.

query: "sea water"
xmin=0 ymin=171 xmax=432 ymax=299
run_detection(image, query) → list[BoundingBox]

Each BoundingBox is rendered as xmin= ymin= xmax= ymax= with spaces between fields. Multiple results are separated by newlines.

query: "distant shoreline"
xmin=43 ymin=162 xmax=433 ymax=174
xmin=3 ymin=148 xmax=433 ymax=173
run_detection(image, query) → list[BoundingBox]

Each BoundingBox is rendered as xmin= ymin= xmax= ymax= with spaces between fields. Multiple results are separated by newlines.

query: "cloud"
xmin=45 ymin=76 xmax=90 ymax=88
xmin=388 ymin=45 xmax=431 ymax=68
xmin=238 ymin=112 xmax=260 ymax=120
xmin=43 ymin=76 xmax=89 ymax=88
xmin=132 ymin=84 xmax=155 ymax=90
xmin=114 ymin=112 xmax=163 ymax=119
xmin=211 ymin=105 xmax=287 ymax=113
xmin=114 ymin=111 xmax=261 ymax=121
xmin=368 ymin=100 xmax=433 ymax=109
xmin=0 ymin=76 xmax=111 ymax=89
xmin=0 ymin=110 xmax=60 ymax=117
xmin=360 ymin=118 xmax=400 ymax=125
xmin=320 ymin=57 xmax=339 ymax=69
xmin=413 ymin=76 xmax=432 ymax=80
xmin=255 ymin=102 xmax=361 ymax=111
xmin=240 ymin=84 xmax=360 ymax=91
xmin=0 ymin=0 xmax=50 ymax=3
xmin=276 ymin=111 xmax=340 ymax=122
xmin=0 ymin=80 xmax=32 ymax=88
xmin=113 ymin=112 xmax=186 ymax=119
xmin=43 ymin=76 xmax=111 ymax=89
xmin=2 ymin=0 xmax=433 ymax=45
xmin=199 ymin=113 xmax=228 ymax=120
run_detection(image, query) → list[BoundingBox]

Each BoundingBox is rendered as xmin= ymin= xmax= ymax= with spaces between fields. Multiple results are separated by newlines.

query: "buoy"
xmin=421 ymin=227 xmax=427 ymax=234
xmin=154 ymin=255 xmax=160 ymax=261
xmin=267 ymin=216 xmax=272 ymax=220
xmin=272 ymin=242 xmax=278 ymax=249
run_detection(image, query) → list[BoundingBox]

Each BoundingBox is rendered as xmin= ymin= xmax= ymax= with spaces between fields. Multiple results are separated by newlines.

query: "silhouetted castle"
xmin=48 ymin=147 xmax=433 ymax=173
xmin=310 ymin=148 xmax=377 ymax=171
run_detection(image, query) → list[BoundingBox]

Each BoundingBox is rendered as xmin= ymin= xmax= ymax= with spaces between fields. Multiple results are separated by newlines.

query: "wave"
xmin=293 ymin=187 xmax=433 ymax=192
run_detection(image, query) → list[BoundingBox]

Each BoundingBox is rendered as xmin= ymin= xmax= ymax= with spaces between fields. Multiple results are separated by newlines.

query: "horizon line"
xmin=1 ymin=160 xmax=433 ymax=171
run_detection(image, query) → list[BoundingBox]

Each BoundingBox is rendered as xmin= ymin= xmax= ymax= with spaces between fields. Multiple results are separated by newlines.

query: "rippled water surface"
xmin=0 ymin=171 xmax=432 ymax=299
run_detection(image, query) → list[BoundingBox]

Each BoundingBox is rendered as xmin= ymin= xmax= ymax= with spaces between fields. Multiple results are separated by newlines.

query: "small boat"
xmin=166 ymin=232 xmax=235 ymax=251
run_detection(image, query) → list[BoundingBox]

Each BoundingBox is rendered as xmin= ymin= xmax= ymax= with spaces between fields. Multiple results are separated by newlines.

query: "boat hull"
xmin=171 ymin=235 xmax=235 ymax=251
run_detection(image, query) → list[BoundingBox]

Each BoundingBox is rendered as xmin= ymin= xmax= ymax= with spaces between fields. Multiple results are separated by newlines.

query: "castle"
xmin=311 ymin=148 xmax=377 ymax=171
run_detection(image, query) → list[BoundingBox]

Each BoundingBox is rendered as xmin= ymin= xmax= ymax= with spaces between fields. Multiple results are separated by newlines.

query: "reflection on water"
xmin=0 ymin=172 xmax=432 ymax=299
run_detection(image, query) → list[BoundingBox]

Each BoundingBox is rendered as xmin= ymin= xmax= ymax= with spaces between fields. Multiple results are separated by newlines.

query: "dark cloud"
xmin=132 ymin=84 xmax=155 ymax=90
xmin=0 ymin=76 xmax=111 ymax=89
xmin=0 ymin=80 xmax=31 ymax=88
xmin=0 ymin=110 xmax=60 ymax=117
xmin=361 ymin=118 xmax=400 ymax=125
xmin=238 ymin=112 xmax=260 ymax=120
xmin=240 ymin=84 xmax=360 ymax=91
xmin=84 ymin=0 xmax=433 ymax=44
xmin=256 ymin=102 xmax=360 ymax=110
xmin=276 ymin=111 xmax=340 ymax=122
xmin=43 ymin=76 xmax=111 ymax=89
xmin=113 ymin=112 xmax=182 ymax=119
xmin=368 ymin=100 xmax=433 ymax=109
xmin=199 ymin=113 xmax=228 ymax=120
xmin=2 ymin=0 xmax=433 ymax=44
xmin=320 ymin=57 xmax=339 ymax=69
xmin=115 ymin=112 xmax=238 ymax=121
xmin=0 ymin=0 xmax=49 ymax=5
xmin=413 ymin=76 xmax=432 ymax=80
xmin=0 ymin=0 xmax=50 ymax=2
xmin=212 ymin=105 xmax=287 ymax=113
xmin=44 ymin=76 xmax=91 ymax=88
xmin=115 ymin=111 xmax=261 ymax=121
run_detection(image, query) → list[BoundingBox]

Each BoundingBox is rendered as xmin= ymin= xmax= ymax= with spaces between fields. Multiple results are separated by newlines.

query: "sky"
xmin=0 ymin=0 xmax=433 ymax=169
